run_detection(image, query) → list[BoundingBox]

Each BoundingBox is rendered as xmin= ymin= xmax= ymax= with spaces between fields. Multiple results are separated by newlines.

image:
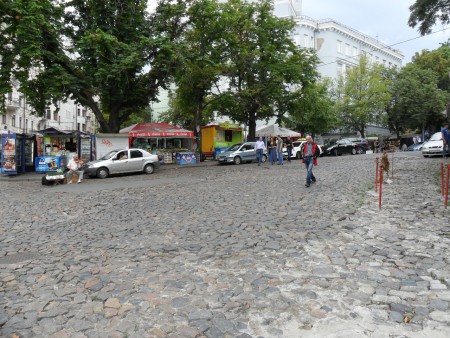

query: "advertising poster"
xmin=35 ymin=156 xmax=61 ymax=172
xmin=1 ymin=133 xmax=17 ymax=175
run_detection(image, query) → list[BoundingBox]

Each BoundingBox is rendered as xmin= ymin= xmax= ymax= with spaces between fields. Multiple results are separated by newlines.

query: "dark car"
xmin=346 ymin=138 xmax=369 ymax=154
xmin=324 ymin=139 xmax=360 ymax=156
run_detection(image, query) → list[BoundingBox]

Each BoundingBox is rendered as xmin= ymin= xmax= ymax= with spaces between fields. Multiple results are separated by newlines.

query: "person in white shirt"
xmin=255 ymin=136 xmax=266 ymax=166
xmin=66 ymin=154 xmax=84 ymax=184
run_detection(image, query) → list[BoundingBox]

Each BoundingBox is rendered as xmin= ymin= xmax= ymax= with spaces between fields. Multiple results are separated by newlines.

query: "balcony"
xmin=6 ymin=99 xmax=20 ymax=111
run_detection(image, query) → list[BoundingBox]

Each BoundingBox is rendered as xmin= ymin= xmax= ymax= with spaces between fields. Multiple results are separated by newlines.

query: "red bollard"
xmin=445 ymin=165 xmax=450 ymax=209
xmin=375 ymin=158 xmax=379 ymax=192
xmin=441 ymin=162 xmax=445 ymax=196
xmin=379 ymin=165 xmax=383 ymax=209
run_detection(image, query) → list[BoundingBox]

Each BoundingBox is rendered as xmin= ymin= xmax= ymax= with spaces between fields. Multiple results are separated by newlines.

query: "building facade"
xmin=274 ymin=0 xmax=403 ymax=78
xmin=1 ymin=80 xmax=98 ymax=135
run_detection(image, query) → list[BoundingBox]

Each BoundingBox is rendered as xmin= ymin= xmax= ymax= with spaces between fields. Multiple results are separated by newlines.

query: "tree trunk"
xmin=248 ymin=113 xmax=256 ymax=142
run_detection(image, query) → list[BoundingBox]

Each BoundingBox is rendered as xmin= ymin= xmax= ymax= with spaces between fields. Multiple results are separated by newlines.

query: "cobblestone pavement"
xmin=1 ymin=152 xmax=450 ymax=338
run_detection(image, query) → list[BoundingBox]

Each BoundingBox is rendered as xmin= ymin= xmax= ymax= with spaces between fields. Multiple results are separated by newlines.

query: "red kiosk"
xmin=120 ymin=123 xmax=195 ymax=164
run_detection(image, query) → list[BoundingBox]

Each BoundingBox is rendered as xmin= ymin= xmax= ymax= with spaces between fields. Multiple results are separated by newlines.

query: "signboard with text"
xmin=1 ymin=133 xmax=17 ymax=175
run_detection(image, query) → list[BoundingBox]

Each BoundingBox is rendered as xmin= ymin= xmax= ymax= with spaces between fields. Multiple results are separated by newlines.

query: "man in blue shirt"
xmin=442 ymin=123 xmax=450 ymax=158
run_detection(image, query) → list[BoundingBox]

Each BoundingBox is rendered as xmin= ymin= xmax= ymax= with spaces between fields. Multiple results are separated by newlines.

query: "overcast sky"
xmin=301 ymin=0 xmax=449 ymax=64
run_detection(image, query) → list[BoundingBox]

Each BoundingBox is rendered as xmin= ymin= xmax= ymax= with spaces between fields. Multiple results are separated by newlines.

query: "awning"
xmin=120 ymin=123 xmax=194 ymax=138
xmin=255 ymin=124 xmax=301 ymax=138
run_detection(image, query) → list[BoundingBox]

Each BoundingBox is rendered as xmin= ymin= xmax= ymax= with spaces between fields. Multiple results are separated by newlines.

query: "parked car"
xmin=323 ymin=139 xmax=361 ymax=156
xmin=217 ymin=142 xmax=267 ymax=165
xmin=407 ymin=143 xmax=423 ymax=151
xmin=282 ymin=140 xmax=323 ymax=159
xmin=346 ymin=138 xmax=369 ymax=154
xmin=422 ymin=132 xmax=443 ymax=157
xmin=84 ymin=148 xmax=160 ymax=178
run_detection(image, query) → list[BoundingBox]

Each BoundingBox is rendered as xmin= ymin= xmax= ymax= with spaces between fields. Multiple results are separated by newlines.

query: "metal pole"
xmin=375 ymin=158 xmax=379 ymax=192
xmin=445 ymin=165 xmax=450 ymax=209
xmin=441 ymin=162 xmax=445 ymax=196
xmin=379 ymin=165 xmax=383 ymax=209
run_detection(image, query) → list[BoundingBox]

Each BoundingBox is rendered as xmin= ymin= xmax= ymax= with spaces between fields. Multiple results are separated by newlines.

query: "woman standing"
xmin=268 ymin=136 xmax=277 ymax=165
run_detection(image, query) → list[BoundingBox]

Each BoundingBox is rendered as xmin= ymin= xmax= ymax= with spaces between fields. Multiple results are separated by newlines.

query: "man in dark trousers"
xmin=285 ymin=136 xmax=293 ymax=162
xmin=301 ymin=135 xmax=319 ymax=187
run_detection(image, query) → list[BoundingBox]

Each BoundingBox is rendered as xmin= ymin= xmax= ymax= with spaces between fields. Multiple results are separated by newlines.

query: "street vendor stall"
xmin=120 ymin=123 xmax=194 ymax=164
xmin=35 ymin=127 xmax=94 ymax=172
xmin=201 ymin=122 xmax=243 ymax=159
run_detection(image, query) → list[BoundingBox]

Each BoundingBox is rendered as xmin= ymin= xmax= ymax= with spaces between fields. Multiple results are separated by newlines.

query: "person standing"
xmin=301 ymin=135 xmax=319 ymax=187
xmin=66 ymin=154 xmax=84 ymax=184
xmin=442 ymin=123 xmax=450 ymax=158
xmin=255 ymin=136 xmax=266 ymax=166
xmin=285 ymin=136 xmax=293 ymax=162
xmin=276 ymin=135 xmax=284 ymax=165
xmin=268 ymin=136 xmax=277 ymax=165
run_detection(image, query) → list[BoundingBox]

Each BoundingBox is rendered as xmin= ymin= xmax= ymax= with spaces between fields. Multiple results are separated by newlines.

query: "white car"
xmin=422 ymin=132 xmax=443 ymax=157
xmin=283 ymin=140 xmax=322 ymax=159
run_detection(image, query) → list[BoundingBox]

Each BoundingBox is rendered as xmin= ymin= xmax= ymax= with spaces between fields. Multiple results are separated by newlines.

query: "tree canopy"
xmin=0 ymin=0 xmax=189 ymax=132
xmin=408 ymin=0 xmax=450 ymax=35
xmin=334 ymin=55 xmax=391 ymax=138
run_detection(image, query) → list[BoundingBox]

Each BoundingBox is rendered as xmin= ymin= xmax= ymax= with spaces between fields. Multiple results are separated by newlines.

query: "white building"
xmin=1 ymin=80 xmax=97 ymax=135
xmin=274 ymin=0 xmax=403 ymax=79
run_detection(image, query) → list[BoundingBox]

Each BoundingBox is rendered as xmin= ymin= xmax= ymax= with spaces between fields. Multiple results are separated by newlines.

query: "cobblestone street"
xmin=1 ymin=152 xmax=450 ymax=338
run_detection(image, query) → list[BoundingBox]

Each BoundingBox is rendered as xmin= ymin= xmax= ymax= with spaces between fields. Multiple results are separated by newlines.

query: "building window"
xmin=77 ymin=123 xmax=80 ymax=131
xmin=337 ymin=40 xmax=343 ymax=53
xmin=310 ymin=36 xmax=314 ymax=48
xmin=53 ymin=111 xmax=58 ymax=121
xmin=46 ymin=107 xmax=51 ymax=120
xmin=19 ymin=96 xmax=23 ymax=107
xmin=12 ymin=115 xmax=16 ymax=127
xmin=19 ymin=117 xmax=22 ymax=129
xmin=304 ymin=34 xmax=309 ymax=48
xmin=353 ymin=46 xmax=358 ymax=56
xmin=345 ymin=44 xmax=351 ymax=56
xmin=7 ymin=93 xmax=12 ymax=102
xmin=82 ymin=124 xmax=86 ymax=132
xmin=31 ymin=121 xmax=34 ymax=131
xmin=77 ymin=108 xmax=81 ymax=116
xmin=1 ymin=115 xmax=6 ymax=124
xmin=82 ymin=109 xmax=87 ymax=117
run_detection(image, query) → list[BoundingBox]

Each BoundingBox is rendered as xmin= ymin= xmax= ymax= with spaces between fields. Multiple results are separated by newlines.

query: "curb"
xmin=0 ymin=161 xmax=219 ymax=182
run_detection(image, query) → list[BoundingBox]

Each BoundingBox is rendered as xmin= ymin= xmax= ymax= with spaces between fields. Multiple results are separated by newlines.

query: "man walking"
xmin=255 ymin=136 xmax=266 ymax=166
xmin=442 ymin=123 xmax=450 ymax=158
xmin=285 ymin=136 xmax=293 ymax=162
xmin=301 ymin=135 xmax=319 ymax=187
xmin=276 ymin=135 xmax=284 ymax=165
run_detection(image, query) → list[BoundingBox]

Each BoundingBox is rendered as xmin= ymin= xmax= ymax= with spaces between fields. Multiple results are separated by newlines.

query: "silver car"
xmin=422 ymin=132 xmax=443 ymax=157
xmin=217 ymin=142 xmax=267 ymax=165
xmin=85 ymin=148 xmax=160 ymax=178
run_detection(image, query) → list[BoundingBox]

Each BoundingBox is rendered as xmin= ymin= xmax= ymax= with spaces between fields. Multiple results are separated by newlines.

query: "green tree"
xmin=0 ymin=0 xmax=189 ymax=132
xmin=212 ymin=0 xmax=319 ymax=140
xmin=161 ymin=0 xmax=223 ymax=136
xmin=284 ymin=79 xmax=338 ymax=137
xmin=335 ymin=55 xmax=391 ymax=138
xmin=408 ymin=0 xmax=450 ymax=35
xmin=389 ymin=63 xmax=447 ymax=133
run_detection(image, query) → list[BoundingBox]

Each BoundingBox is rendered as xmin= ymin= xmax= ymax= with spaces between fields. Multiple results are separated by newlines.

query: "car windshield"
xmin=99 ymin=150 xmax=120 ymax=160
xmin=226 ymin=144 xmax=243 ymax=151
xmin=429 ymin=133 xmax=442 ymax=141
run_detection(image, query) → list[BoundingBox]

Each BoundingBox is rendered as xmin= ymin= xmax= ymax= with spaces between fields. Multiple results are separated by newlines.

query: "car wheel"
xmin=296 ymin=151 xmax=301 ymax=159
xmin=234 ymin=156 xmax=242 ymax=165
xmin=333 ymin=149 xmax=338 ymax=156
xmin=351 ymin=148 xmax=357 ymax=155
xmin=262 ymin=154 xmax=267 ymax=163
xmin=144 ymin=164 xmax=154 ymax=174
xmin=96 ymin=167 xmax=109 ymax=179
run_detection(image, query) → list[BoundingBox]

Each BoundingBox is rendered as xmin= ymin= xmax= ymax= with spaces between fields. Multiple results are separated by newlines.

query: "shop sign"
xmin=219 ymin=122 xmax=240 ymax=129
xmin=1 ymin=133 xmax=17 ymax=175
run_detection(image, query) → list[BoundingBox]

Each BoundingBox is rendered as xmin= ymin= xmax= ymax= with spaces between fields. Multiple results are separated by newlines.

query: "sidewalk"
xmin=0 ymin=160 xmax=219 ymax=182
